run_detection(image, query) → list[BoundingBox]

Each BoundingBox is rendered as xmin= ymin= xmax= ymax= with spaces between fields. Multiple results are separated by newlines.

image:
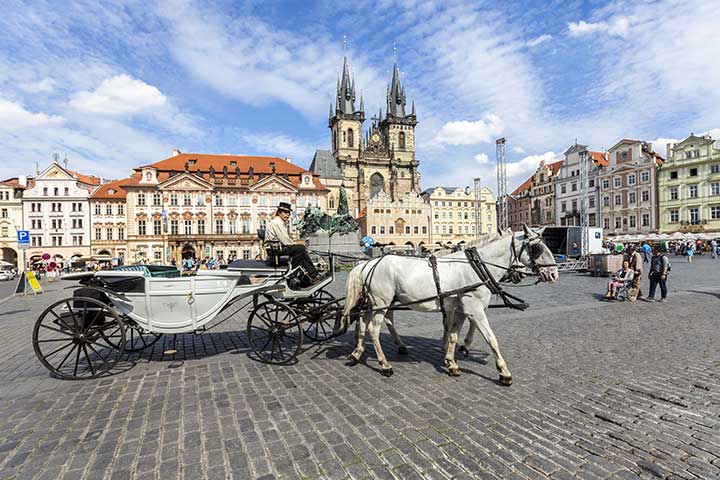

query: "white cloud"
xmin=242 ymin=132 xmax=316 ymax=163
xmin=512 ymin=146 xmax=526 ymax=154
xmin=69 ymin=74 xmax=167 ymax=115
xmin=527 ymin=34 xmax=552 ymax=47
xmin=435 ymin=115 xmax=504 ymax=146
xmin=507 ymin=151 xmax=563 ymax=182
xmin=474 ymin=153 xmax=490 ymax=165
xmin=19 ymin=78 xmax=55 ymax=93
xmin=0 ymin=100 xmax=63 ymax=130
xmin=568 ymin=17 xmax=630 ymax=37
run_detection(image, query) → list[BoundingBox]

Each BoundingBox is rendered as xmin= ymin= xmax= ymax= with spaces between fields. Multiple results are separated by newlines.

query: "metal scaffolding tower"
xmin=579 ymin=149 xmax=590 ymax=257
xmin=496 ymin=137 xmax=508 ymax=231
xmin=474 ymin=177 xmax=482 ymax=238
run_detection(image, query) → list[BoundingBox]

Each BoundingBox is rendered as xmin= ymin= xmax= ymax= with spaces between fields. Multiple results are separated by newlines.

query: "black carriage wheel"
xmin=102 ymin=319 xmax=162 ymax=352
xmin=247 ymin=300 xmax=302 ymax=364
xmin=293 ymin=289 xmax=338 ymax=342
xmin=33 ymin=297 xmax=126 ymax=380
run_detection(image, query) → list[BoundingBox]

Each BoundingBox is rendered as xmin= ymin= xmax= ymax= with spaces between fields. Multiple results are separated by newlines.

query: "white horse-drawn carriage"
xmin=33 ymin=226 xmax=559 ymax=384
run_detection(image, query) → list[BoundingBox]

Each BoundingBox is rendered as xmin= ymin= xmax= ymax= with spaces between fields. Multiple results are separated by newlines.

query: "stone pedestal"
xmin=305 ymin=231 xmax=363 ymax=255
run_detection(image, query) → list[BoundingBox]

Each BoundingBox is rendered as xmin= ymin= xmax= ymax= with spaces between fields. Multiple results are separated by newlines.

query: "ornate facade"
xmin=122 ymin=152 xmax=327 ymax=264
xmin=0 ymin=177 xmax=26 ymax=267
xmin=89 ymin=179 xmax=128 ymax=261
xmin=422 ymin=186 xmax=496 ymax=244
xmin=555 ymin=144 xmax=606 ymax=227
xmin=530 ymin=160 xmax=563 ymax=226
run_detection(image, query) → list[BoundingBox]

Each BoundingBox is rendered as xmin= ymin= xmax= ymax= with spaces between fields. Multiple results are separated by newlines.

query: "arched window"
xmin=342 ymin=130 xmax=346 ymax=143
xmin=329 ymin=197 xmax=335 ymax=209
xmin=348 ymin=129 xmax=354 ymax=148
xmin=370 ymin=172 xmax=384 ymax=198
xmin=399 ymin=131 xmax=406 ymax=149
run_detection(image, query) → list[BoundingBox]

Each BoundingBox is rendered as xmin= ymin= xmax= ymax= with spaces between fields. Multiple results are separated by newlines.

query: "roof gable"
xmin=159 ymin=172 xmax=213 ymax=190
xmin=673 ymin=134 xmax=714 ymax=149
xmin=250 ymin=175 xmax=297 ymax=193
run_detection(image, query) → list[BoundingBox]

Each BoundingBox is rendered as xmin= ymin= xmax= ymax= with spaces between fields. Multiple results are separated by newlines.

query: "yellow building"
xmin=660 ymin=134 xmax=720 ymax=233
xmin=422 ymin=186 xmax=496 ymax=246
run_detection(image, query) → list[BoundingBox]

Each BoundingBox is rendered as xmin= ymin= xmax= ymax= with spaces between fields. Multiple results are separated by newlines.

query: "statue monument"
xmin=295 ymin=185 xmax=363 ymax=254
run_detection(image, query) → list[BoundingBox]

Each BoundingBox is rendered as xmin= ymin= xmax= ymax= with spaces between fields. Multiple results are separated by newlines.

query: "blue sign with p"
xmin=17 ymin=230 xmax=30 ymax=244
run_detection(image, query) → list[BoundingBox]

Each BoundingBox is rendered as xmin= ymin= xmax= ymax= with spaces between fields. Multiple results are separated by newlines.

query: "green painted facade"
xmin=659 ymin=134 xmax=720 ymax=233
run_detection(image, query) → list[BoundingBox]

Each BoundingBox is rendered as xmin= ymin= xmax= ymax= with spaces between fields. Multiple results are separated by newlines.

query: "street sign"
xmin=17 ymin=230 xmax=30 ymax=245
xmin=18 ymin=242 xmax=30 ymax=250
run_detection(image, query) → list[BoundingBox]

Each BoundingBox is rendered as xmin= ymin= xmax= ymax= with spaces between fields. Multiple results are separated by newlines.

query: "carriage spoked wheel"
xmin=32 ymin=297 xmax=126 ymax=380
xmin=247 ymin=300 xmax=302 ymax=364
xmin=292 ymin=289 xmax=338 ymax=342
xmin=102 ymin=318 xmax=162 ymax=352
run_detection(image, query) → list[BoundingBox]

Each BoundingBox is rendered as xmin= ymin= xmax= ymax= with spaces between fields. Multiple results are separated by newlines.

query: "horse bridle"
xmin=503 ymin=235 xmax=555 ymax=283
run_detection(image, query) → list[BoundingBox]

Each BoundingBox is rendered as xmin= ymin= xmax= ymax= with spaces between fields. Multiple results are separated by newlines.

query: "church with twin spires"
xmin=310 ymin=55 xmax=429 ymax=246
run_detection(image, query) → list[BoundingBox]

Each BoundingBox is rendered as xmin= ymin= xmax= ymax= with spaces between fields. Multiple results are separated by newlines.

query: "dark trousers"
xmin=282 ymin=245 xmax=318 ymax=278
xmin=648 ymin=273 xmax=667 ymax=299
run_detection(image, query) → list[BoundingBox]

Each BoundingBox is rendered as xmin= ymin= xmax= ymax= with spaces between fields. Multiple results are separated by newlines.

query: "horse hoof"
xmin=458 ymin=345 xmax=469 ymax=357
xmin=381 ymin=368 xmax=394 ymax=377
xmin=398 ymin=346 xmax=409 ymax=355
xmin=448 ymin=367 xmax=461 ymax=377
xmin=499 ymin=375 xmax=513 ymax=386
xmin=346 ymin=354 xmax=360 ymax=366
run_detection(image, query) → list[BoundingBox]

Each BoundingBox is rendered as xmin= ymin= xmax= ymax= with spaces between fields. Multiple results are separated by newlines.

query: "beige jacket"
xmin=264 ymin=216 xmax=293 ymax=246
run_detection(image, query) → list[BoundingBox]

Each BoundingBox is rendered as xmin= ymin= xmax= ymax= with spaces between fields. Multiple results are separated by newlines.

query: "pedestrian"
xmin=711 ymin=239 xmax=718 ymax=259
xmin=686 ymin=242 xmax=694 ymax=262
xmin=645 ymin=245 xmax=670 ymax=303
xmin=625 ymin=245 xmax=643 ymax=301
xmin=641 ymin=242 xmax=651 ymax=263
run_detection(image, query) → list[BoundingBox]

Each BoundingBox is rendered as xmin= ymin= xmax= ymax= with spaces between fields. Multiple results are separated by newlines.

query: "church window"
xmin=347 ymin=129 xmax=354 ymax=148
xmin=333 ymin=131 xmax=337 ymax=150
xmin=342 ymin=131 xmax=346 ymax=143
xmin=370 ymin=173 xmax=384 ymax=198
xmin=399 ymin=131 xmax=406 ymax=149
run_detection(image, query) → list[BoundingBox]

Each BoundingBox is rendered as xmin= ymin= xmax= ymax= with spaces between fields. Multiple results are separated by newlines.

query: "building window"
xmin=183 ymin=194 xmax=192 ymax=206
xmin=615 ymin=217 xmax=621 ymax=229
xmin=197 ymin=220 xmax=205 ymax=235
xmin=642 ymin=213 xmax=650 ymax=227
xmin=153 ymin=220 xmax=162 ymax=236
xmin=215 ymin=219 xmax=223 ymax=233
xmin=118 ymin=204 xmax=124 ymax=215
xmin=711 ymin=164 xmax=719 ymax=174
xmin=379 ymin=226 xmax=385 ymax=235
xmin=627 ymin=174 xmax=636 ymax=185
xmin=106 ymin=228 xmax=113 ymax=240
xmin=138 ymin=220 xmax=146 ymax=236
xmin=689 ymin=185 xmax=698 ymax=198
xmin=711 ymin=206 xmax=720 ymax=220
xmin=388 ymin=225 xmax=394 ymax=235
xmin=669 ymin=171 xmax=678 ymax=179
xmin=641 ymin=190 xmax=649 ymax=202
xmin=689 ymin=168 xmax=698 ymax=177
xmin=614 ymin=177 xmax=621 ymax=188
xmin=561 ymin=202 xmax=566 ymax=212
xmin=589 ymin=179 xmax=595 ymax=188
xmin=242 ymin=220 xmax=250 ymax=234
xmin=184 ymin=220 xmax=192 ymax=235
xmin=669 ymin=187 xmax=678 ymax=200
xmin=628 ymin=192 xmax=636 ymax=204
xmin=398 ymin=131 xmax=405 ymax=149
xmin=670 ymin=210 xmax=679 ymax=222
xmin=589 ymin=197 xmax=595 ymax=208
xmin=137 ymin=193 xmax=146 ymax=206
xmin=603 ymin=196 xmax=610 ymax=207
xmin=711 ymin=182 xmax=720 ymax=196
xmin=602 ymin=179 xmax=609 ymax=189
xmin=640 ymin=171 xmax=650 ymax=182
xmin=118 ymin=227 xmax=124 ymax=240
xmin=215 ymin=195 xmax=223 ymax=207
xmin=106 ymin=204 xmax=112 ymax=215
xmin=53 ymin=187 xmax=59 ymax=196
xmin=571 ymin=182 xmax=577 ymax=192
xmin=614 ymin=194 xmax=621 ymax=206
xmin=629 ymin=216 xmax=636 ymax=228
xmin=347 ymin=128 xmax=354 ymax=148
xmin=95 ymin=204 xmax=101 ymax=215
xmin=170 ymin=194 xmax=178 ymax=206
xmin=371 ymin=226 xmax=377 ymax=235
xmin=154 ymin=251 xmax=162 ymax=261
xmin=405 ymin=226 xmax=411 ymax=234
xmin=689 ymin=208 xmax=699 ymax=224
xmin=170 ymin=219 xmax=178 ymax=235
xmin=603 ymin=218 xmax=610 ymax=229
xmin=153 ymin=193 xmax=161 ymax=206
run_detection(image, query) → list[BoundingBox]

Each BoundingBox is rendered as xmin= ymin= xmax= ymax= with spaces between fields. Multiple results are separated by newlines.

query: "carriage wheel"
xmin=33 ymin=297 xmax=126 ymax=380
xmin=293 ymin=289 xmax=338 ymax=342
xmin=102 ymin=318 xmax=162 ymax=352
xmin=247 ymin=300 xmax=302 ymax=364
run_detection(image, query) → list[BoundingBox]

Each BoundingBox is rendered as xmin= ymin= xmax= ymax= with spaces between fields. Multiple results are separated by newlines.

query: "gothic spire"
xmin=359 ymin=93 xmax=364 ymax=113
xmin=387 ymin=62 xmax=407 ymax=118
xmin=336 ymin=56 xmax=356 ymax=115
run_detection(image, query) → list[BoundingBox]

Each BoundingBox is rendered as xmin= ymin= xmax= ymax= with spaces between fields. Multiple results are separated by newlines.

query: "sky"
xmin=1 ymin=0 xmax=719 ymax=193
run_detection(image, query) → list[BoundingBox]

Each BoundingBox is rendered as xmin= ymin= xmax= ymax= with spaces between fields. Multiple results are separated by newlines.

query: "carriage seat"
xmin=257 ymin=227 xmax=290 ymax=267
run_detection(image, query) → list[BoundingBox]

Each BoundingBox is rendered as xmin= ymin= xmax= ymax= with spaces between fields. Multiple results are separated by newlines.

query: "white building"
xmin=22 ymin=162 xmax=101 ymax=265
xmin=89 ymin=179 xmax=128 ymax=262
xmin=0 ymin=177 xmax=27 ymax=267
xmin=555 ymin=143 xmax=606 ymax=227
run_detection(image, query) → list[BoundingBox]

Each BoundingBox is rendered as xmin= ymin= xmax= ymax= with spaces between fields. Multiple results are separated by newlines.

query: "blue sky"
xmin=1 ymin=0 xmax=718 ymax=192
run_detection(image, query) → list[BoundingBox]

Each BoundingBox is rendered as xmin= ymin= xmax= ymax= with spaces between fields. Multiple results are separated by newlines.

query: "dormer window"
xmin=188 ymin=159 xmax=196 ymax=166
xmin=145 ymin=171 xmax=152 ymax=180
xmin=230 ymin=161 xmax=236 ymax=167
xmin=108 ymin=189 xmax=116 ymax=195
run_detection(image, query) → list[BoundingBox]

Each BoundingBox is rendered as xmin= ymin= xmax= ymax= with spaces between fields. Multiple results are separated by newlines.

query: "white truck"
xmin=541 ymin=226 xmax=603 ymax=259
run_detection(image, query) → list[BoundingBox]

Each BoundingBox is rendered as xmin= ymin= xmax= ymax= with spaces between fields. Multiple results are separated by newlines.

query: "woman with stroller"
xmin=605 ymin=260 xmax=634 ymax=300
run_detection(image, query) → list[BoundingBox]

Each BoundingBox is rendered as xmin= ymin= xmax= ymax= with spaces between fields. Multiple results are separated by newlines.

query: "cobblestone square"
xmin=1 ymin=256 xmax=719 ymax=479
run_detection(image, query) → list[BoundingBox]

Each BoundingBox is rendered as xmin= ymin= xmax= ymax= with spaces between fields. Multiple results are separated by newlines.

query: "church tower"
xmin=329 ymin=56 xmax=365 ymax=212
xmin=380 ymin=62 xmax=419 ymax=196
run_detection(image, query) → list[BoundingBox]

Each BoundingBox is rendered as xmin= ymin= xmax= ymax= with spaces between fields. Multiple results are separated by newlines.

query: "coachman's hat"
xmin=277 ymin=202 xmax=292 ymax=213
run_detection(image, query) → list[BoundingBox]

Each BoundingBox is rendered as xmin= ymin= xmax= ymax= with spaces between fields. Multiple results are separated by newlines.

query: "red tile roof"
xmin=129 ymin=153 xmax=327 ymax=191
xmin=548 ymin=160 xmax=563 ymax=175
xmin=0 ymin=178 xmax=26 ymax=189
xmin=590 ymin=151 xmax=608 ymax=167
xmin=511 ymin=177 xmax=533 ymax=196
xmin=90 ymin=178 xmax=128 ymax=200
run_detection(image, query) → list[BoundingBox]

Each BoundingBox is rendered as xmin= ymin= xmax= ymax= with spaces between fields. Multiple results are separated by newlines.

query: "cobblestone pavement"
xmin=0 ymin=255 xmax=719 ymax=480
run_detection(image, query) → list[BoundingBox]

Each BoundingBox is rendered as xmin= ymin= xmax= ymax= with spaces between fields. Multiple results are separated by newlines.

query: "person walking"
xmin=641 ymin=242 xmax=651 ymax=263
xmin=686 ymin=242 xmax=694 ymax=262
xmin=645 ymin=245 xmax=670 ymax=303
xmin=711 ymin=239 xmax=718 ymax=259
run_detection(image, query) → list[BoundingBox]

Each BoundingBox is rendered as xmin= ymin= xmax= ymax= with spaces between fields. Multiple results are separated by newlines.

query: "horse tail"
xmin=342 ymin=262 xmax=366 ymax=330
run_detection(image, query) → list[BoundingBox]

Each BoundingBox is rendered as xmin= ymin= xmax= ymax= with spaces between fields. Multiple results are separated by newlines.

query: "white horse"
xmin=341 ymin=225 xmax=558 ymax=385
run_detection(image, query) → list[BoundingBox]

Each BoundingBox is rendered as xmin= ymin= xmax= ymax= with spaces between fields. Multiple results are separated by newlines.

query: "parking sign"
xmin=17 ymin=230 xmax=30 ymax=250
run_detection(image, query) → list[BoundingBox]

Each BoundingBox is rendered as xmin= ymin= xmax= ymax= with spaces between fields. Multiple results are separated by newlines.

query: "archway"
xmin=181 ymin=244 xmax=196 ymax=259
xmin=404 ymin=241 xmax=414 ymax=248
xmin=97 ymin=249 xmax=111 ymax=256
xmin=1 ymin=247 xmax=17 ymax=267
xmin=370 ymin=172 xmax=384 ymax=199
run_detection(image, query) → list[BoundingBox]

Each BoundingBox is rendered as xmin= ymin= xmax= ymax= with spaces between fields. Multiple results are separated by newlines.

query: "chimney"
xmin=666 ymin=143 xmax=673 ymax=160
xmin=172 ymin=148 xmax=181 ymax=157
xmin=284 ymin=156 xmax=293 ymax=164
xmin=18 ymin=175 xmax=27 ymax=187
